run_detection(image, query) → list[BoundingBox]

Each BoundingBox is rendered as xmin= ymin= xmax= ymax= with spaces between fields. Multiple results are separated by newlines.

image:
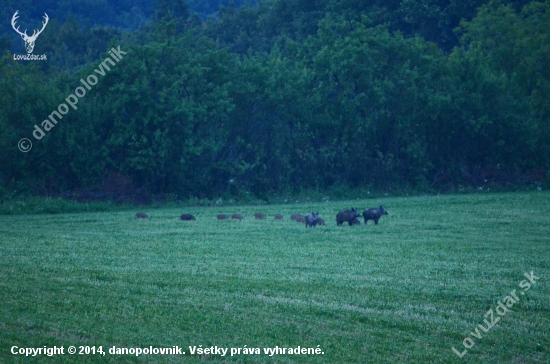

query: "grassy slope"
xmin=0 ymin=192 xmax=548 ymax=363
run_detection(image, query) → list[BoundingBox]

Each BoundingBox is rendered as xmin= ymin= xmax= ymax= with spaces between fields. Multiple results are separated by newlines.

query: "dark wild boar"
xmin=351 ymin=218 xmax=361 ymax=225
xmin=274 ymin=214 xmax=283 ymax=220
xmin=217 ymin=214 xmax=229 ymax=220
xmin=231 ymin=214 xmax=244 ymax=220
xmin=254 ymin=213 xmax=266 ymax=219
xmin=180 ymin=214 xmax=196 ymax=221
xmin=135 ymin=212 xmax=148 ymax=219
xmin=336 ymin=208 xmax=361 ymax=226
xmin=317 ymin=217 xmax=325 ymax=225
xmin=305 ymin=212 xmax=320 ymax=228
xmin=363 ymin=205 xmax=388 ymax=225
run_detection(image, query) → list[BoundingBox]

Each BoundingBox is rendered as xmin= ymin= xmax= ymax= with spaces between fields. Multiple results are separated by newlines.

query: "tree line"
xmin=0 ymin=0 xmax=548 ymax=202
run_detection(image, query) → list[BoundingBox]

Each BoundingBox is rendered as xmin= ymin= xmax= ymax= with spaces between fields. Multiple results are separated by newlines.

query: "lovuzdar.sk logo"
xmin=11 ymin=10 xmax=48 ymax=61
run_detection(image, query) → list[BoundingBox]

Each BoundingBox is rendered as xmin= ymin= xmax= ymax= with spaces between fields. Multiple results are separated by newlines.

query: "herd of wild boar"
xmin=135 ymin=205 xmax=388 ymax=227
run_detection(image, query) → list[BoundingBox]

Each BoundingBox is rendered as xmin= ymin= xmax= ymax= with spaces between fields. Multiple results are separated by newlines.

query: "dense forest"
xmin=0 ymin=0 xmax=548 ymax=203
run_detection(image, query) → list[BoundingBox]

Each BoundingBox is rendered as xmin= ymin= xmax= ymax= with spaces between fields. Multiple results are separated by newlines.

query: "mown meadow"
xmin=0 ymin=192 xmax=549 ymax=363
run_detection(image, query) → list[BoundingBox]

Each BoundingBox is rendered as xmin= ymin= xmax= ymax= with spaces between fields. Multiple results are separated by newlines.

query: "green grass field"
xmin=1 ymin=192 xmax=549 ymax=363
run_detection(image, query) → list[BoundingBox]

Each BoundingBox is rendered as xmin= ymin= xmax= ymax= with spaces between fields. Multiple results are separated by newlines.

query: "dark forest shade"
xmin=0 ymin=0 xmax=548 ymax=203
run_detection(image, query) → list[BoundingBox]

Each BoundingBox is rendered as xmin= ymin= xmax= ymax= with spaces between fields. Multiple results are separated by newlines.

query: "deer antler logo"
xmin=11 ymin=10 xmax=49 ymax=54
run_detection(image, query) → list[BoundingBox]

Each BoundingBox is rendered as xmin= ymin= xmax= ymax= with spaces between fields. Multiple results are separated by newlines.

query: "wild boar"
xmin=274 ymin=214 xmax=283 ymax=220
xmin=180 ymin=214 xmax=196 ymax=221
xmin=217 ymin=214 xmax=229 ymax=220
xmin=231 ymin=214 xmax=244 ymax=220
xmin=317 ymin=218 xmax=325 ymax=225
xmin=291 ymin=214 xmax=305 ymax=223
xmin=351 ymin=218 xmax=361 ymax=225
xmin=305 ymin=212 xmax=320 ymax=228
xmin=135 ymin=212 xmax=148 ymax=219
xmin=363 ymin=205 xmax=388 ymax=225
xmin=254 ymin=213 xmax=266 ymax=219
xmin=336 ymin=208 xmax=361 ymax=226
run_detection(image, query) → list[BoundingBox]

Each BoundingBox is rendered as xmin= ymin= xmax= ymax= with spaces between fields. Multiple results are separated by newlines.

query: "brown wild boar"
xmin=317 ymin=218 xmax=325 ymax=225
xmin=363 ymin=205 xmax=388 ymax=225
xmin=180 ymin=214 xmax=196 ymax=221
xmin=274 ymin=214 xmax=283 ymax=220
xmin=336 ymin=208 xmax=361 ymax=226
xmin=231 ymin=214 xmax=244 ymax=220
xmin=254 ymin=213 xmax=266 ymax=219
xmin=291 ymin=214 xmax=303 ymax=222
xmin=351 ymin=218 xmax=361 ymax=225
xmin=217 ymin=214 xmax=229 ymax=220
xmin=135 ymin=212 xmax=148 ymax=219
